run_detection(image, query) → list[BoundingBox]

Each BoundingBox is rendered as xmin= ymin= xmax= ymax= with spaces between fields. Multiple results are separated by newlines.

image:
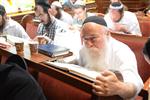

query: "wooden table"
xmin=0 ymin=43 xmax=123 ymax=100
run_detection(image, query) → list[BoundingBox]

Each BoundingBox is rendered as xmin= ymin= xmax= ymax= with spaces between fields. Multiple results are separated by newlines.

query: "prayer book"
xmin=0 ymin=36 xmax=11 ymax=48
xmin=38 ymin=43 xmax=70 ymax=57
xmin=44 ymin=61 xmax=100 ymax=81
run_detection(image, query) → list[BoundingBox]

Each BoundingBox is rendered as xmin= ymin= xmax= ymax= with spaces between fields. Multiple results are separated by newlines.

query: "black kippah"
xmin=0 ymin=4 xmax=6 ymax=16
xmin=36 ymin=0 xmax=50 ymax=8
xmin=83 ymin=16 xmax=107 ymax=27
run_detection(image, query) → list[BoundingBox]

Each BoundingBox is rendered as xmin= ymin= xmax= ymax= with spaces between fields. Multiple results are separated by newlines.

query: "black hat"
xmin=83 ymin=16 xmax=107 ymax=27
xmin=35 ymin=0 xmax=50 ymax=8
xmin=35 ymin=0 xmax=50 ymax=13
xmin=0 ymin=4 xmax=6 ymax=16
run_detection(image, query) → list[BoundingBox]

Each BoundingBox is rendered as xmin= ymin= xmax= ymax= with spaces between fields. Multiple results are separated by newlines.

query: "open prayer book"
xmin=44 ymin=61 xmax=100 ymax=81
xmin=4 ymin=35 xmax=30 ymax=45
xmin=0 ymin=36 xmax=11 ymax=48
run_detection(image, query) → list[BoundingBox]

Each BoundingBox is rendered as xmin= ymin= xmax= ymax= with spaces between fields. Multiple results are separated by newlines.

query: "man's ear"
xmin=106 ymin=30 xmax=110 ymax=36
xmin=106 ymin=31 xmax=111 ymax=40
xmin=84 ymin=8 xmax=87 ymax=12
xmin=3 ymin=13 xmax=8 ymax=20
xmin=80 ymin=31 xmax=83 ymax=45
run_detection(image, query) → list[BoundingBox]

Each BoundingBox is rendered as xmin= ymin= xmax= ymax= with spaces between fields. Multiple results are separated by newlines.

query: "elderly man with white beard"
xmin=76 ymin=16 xmax=143 ymax=99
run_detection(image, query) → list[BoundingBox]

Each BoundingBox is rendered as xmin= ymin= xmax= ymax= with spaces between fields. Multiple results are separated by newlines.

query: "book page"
xmin=44 ymin=61 xmax=101 ymax=81
xmin=6 ymin=35 xmax=30 ymax=45
xmin=0 ymin=36 xmax=11 ymax=48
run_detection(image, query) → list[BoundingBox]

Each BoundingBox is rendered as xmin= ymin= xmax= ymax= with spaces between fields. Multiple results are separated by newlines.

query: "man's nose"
xmin=85 ymin=40 xmax=93 ymax=48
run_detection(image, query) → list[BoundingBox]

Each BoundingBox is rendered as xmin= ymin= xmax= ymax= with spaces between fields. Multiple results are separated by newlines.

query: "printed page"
xmin=44 ymin=61 xmax=100 ymax=81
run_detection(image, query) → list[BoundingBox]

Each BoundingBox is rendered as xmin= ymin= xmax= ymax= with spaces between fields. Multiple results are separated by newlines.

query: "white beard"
xmin=81 ymin=42 xmax=109 ymax=72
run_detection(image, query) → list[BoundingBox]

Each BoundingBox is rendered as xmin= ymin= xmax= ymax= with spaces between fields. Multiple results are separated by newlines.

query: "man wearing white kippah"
xmin=104 ymin=2 xmax=142 ymax=36
xmin=62 ymin=0 xmax=84 ymax=9
xmin=50 ymin=1 xmax=73 ymax=25
xmin=110 ymin=0 xmax=128 ymax=10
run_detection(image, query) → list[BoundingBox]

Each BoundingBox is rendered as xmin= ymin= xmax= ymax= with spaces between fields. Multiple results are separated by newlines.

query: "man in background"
xmin=50 ymin=1 xmax=73 ymax=25
xmin=0 ymin=4 xmax=30 ymax=39
xmin=77 ymin=16 xmax=143 ymax=99
xmin=62 ymin=0 xmax=82 ymax=9
xmin=35 ymin=0 xmax=70 ymax=44
xmin=104 ymin=2 xmax=141 ymax=36
xmin=72 ymin=2 xmax=95 ymax=29
xmin=110 ymin=0 xmax=128 ymax=10
xmin=35 ymin=0 xmax=81 ymax=56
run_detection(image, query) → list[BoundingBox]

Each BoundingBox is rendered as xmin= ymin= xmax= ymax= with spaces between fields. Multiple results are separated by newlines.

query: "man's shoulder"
xmin=124 ymin=11 xmax=135 ymax=15
xmin=62 ymin=10 xmax=72 ymax=18
xmin=104 ymin=13 xmax=111 ymax=21
xmin=0 ymin=64 xmax=29 ymax=83
xmin=123 ymin=11 xmax=137 ymax=19
xmin=55 ymin=18 xmax=69 ymax=27
xmin=0 ymin=64 xmax=14 ymax=73
xmin=7 ymin=18 xmax=20 ymax=25
xmin=110 ymin=37 xmax=132 ymax=51
xmin=5 ymin=18 xmax=22 ymax=29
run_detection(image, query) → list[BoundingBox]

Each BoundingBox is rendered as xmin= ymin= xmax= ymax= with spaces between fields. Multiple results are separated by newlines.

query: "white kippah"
xmin=51 ymin=1 xmax=62 ymax=8
xmin=75 ymin=0 xmax=86 ymax=6
xmin=109 ymin=2 xmax=123 ymax=10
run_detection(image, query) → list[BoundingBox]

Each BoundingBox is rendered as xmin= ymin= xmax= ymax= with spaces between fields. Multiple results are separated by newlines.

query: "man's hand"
xmin=114 ymin=23 xmax=129 ymax=33
xmin=34 ymin=36 xmax=50 ymax=45
xmin=92 ymin=70 xmax=123 ymax=96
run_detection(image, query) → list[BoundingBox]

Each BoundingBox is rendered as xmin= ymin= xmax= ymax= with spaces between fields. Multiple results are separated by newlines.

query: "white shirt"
xmin=79 ymin=37 xmax=143 ymax=97
xmin=104 ymin=11 xmax=142 ymax=36
xmin=60 ymin=10 xmax=73 ymax=25
xmin=2 ymin=18 xmax=30 ymax=39
xmin=54 ymin=29 xmax=82 ymax=58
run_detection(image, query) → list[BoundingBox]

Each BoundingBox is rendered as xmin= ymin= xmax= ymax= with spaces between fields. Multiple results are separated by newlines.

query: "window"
xmin=0 ymin=0 xmax=35 ymax=14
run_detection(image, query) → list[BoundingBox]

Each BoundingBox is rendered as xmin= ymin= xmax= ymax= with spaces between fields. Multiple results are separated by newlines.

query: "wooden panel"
xmin=8 ymin=11 xmax=35 ymax=23
xmin=96 ymin=0 xmax=149 ymax=13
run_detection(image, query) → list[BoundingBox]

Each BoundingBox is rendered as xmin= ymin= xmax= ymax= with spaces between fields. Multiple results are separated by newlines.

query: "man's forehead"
xmin=82 ymin=23 xmax=106 ymax=35
xmin=36 ymin=5 xmax=44 ymax=12
xmin=109 ymin=9 xmax=119 ymax=12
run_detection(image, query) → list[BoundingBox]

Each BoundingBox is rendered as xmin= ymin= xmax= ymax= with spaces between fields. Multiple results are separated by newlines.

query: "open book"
xmin=0 ymin=36 xmax=11 ymax=48
xmin=44 ymin=61 xmax=100 ymax=82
